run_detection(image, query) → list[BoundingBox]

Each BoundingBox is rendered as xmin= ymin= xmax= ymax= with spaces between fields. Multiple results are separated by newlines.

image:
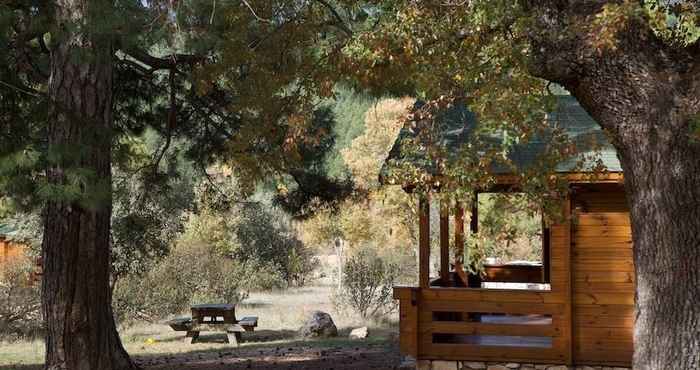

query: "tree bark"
xmin=42 ymin=1 xmax=137 ymax=369
xmin=524 ymin=2 xmax=700 ymax=368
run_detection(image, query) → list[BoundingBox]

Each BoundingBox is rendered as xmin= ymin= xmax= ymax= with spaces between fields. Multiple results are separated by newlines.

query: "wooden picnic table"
xmin=168 ymin=303 xmax=258 ymax=346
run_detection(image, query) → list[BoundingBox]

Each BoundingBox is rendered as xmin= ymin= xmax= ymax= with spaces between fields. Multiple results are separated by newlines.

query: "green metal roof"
xmin=0 ymin=223 xmax=16 ymax=237
xmin=379 ymin=96 xmax=622 ymax=185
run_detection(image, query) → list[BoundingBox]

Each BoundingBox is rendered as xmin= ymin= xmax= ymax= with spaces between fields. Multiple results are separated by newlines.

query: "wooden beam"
xmin=543 ymin=217 xmax=551 ymax=283
xmin=439 ymin=199 xmax=450 ymax=283
xmin=419 ymin=194 xmax=431 ymax=288
xmin=470 ymin=192 xmax=478 ymax=234
xmin=454 ymin=201 xmax=465 ymax=264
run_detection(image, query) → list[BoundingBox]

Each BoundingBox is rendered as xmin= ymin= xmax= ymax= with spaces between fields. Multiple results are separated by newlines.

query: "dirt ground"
xmin=0 ymin=286 xmax=404 ymax=370
xmin=135 ymin=338 xmax=401 ymax=370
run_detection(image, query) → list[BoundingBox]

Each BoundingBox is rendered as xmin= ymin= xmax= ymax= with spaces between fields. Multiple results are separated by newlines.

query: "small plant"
xmin=0 ymin=257 xmax=41 ymax=340
xmin=334 ymin=249 xmax=398 ymax=319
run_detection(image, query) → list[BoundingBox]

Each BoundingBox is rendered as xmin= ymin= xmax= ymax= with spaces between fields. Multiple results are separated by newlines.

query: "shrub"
xmin=113 ymin=242 xmax=264 ymax=323
xmin=179 ymin=198 xmax=317 ymax=287
xmin=0 ymin=257 xmax=41 ymax=340
xmin=334 ymin=249 xmax=399 ymax=319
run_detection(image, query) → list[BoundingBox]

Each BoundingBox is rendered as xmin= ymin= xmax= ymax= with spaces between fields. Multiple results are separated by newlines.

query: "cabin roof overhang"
xmin=379 ymin=95 xmax=623 ymax=190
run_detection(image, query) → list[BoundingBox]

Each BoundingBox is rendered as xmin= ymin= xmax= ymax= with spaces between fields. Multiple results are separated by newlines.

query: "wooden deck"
xmin=394 ymin=286 xmax=571 ymax=364
xmin=394 ymin=184 xmax=634 ymax=367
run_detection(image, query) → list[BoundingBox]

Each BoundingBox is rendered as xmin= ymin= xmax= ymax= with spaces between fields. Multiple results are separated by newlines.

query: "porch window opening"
xmin=468 ymin=192 xmax=551 ymax=291
xmin=432 ymin=311 xmax=553 ymax=325
xmin=432 ymin=333 xmax=553 ymax=348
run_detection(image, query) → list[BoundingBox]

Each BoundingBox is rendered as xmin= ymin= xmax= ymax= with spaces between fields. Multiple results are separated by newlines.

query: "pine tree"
xmin=1 ymin=1 xmax=361 ymax=368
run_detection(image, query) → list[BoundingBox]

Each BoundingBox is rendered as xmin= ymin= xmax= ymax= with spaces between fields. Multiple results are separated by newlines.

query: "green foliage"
xmin=323 ymin=87 xmax=379 ymax=180
xmin=112 ymin=242 xmax=255 ymax=323
xmin=111 ymin=133 xmax=198 ymax=282
xmin=0 ymin=257 xmax=41 ymax=340
xmin=466 ymin=193 xmax=543 ymax=272
xmin=181 ymin=182 xmax=318 ymax=286
xmin=334 ymin=249 xmax=398 ymax=319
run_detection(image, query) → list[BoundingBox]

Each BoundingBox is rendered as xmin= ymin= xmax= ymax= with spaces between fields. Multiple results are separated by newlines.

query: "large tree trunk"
xmin=42 ymin=1 xmax=137 ymax=369
xmin=615 ymin=114 xmax=700 ymax=370
xmin=524 ymin=2 xmax=700 ymax=368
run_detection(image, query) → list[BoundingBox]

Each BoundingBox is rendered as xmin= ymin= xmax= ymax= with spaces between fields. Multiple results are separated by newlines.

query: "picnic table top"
xmin=191 ymin=303 xmax=235 ymax=310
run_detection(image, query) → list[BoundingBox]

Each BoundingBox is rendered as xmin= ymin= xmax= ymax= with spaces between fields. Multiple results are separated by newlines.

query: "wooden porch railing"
xmin=394 ymin=286 xmax=569 ymax=364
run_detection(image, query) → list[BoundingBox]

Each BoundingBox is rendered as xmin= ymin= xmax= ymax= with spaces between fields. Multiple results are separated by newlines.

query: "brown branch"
xmin=313 ymin=0 xmax=353 ymax=36
xmin=152 ymin=69 xmax=177 ymax=174
xmin=123 ymin=48 xmax=206 ymax=71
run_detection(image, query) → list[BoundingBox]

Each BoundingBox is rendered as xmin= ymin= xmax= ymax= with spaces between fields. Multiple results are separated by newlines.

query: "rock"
xmin=546 ymin=366 xmax=569 ymax=370
xmin=397 ymin=356 xmax=417 ymax=370
xmin=299 ymin=311 xmax=338 ymax=338
xmin=349 ymin=326 xmax=369 ymax=339
xmin=575 ymin=367 xmax=597 ymax=370
xmin=487 ymin=366 xmax=509 ymax=370
xmin=463 ymin=362 xmax=487 ymax=369
xmin=416 ymin=360 xmax=432 ymax=370
xmin=432 ymin=360 xmax=459 ymax=370
xmin=506 ymin=364 xmax=520 ymax=369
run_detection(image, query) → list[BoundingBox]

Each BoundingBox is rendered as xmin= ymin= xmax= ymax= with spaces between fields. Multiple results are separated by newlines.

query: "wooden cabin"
xmin=381 ymin=97 xmax=633 ymax=367
xmin=0 ymin=224 xmax=26 ymax=265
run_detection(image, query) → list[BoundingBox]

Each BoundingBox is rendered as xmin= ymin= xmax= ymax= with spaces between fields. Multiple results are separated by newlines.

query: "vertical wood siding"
xmin=571 ymin=185 xmax=634 ymax=367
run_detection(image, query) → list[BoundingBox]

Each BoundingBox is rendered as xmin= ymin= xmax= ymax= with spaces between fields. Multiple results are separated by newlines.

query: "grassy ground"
xmin=0 ymin=285 xmax=400 ymax=370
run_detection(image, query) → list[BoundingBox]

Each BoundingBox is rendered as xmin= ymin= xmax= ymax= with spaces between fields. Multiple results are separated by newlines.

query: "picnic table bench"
xmin=167 ymin=303 xmax=258 ymax=346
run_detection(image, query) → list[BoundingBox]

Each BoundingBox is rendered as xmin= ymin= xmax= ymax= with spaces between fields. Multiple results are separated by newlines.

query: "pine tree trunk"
xmin=613 ymin=119 xmax=700 ymax=370
xmin=42 ymin=1 xmax=136 ymax=369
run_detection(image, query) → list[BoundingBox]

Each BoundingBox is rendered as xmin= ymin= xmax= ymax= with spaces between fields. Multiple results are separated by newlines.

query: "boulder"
xmin=299 ymin=311 xmax=338 ymax=338
xmin=349 ymin=326 xmax=369 ymax=339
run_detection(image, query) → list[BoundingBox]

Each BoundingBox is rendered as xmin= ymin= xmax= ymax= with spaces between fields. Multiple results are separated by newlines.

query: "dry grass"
xmin=0 ymin=285 xmax=398 ymax=369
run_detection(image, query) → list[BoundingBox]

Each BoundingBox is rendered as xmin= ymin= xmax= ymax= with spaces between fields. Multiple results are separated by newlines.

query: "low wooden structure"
xmin=167 ymin=303 xmax=258 ymax=346
xmin=0 ymin=238 xmax=23 ymax=264
xmin=383 ymin=97 xmax=634 ymax=367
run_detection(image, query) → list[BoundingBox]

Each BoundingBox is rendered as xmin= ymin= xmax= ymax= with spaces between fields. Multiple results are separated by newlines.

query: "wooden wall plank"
xmin=576 ymin=213 xmax=631 ymax=226
xmin=419 ymin=339 xmax=568 ymax=362
xmin=570 ymin=186 xmax=633 ymax=367
xmin=421 ymin=299 xmax=566 ymax=316
xmin=395 ymin=287 xmax=419 ymax=357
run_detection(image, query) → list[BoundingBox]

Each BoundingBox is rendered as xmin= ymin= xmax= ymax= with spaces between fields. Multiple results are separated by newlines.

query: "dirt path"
xmin=137 ymin=340 xmax=402 ymax=370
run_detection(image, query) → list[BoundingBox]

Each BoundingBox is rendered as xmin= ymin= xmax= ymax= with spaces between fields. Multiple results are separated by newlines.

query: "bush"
xmin=334 ymin=249 xmax=399 ymax=319
xmin=180 ymin=198 xmax=317 ymax=287
xmin=112 ymin=242 xmax=277 ymax=323
xmin=0 ymin=257 xmax=41 ymax=340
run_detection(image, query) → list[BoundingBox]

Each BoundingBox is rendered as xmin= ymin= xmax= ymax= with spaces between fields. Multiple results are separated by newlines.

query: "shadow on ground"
xmin=136 ymin=337 xmax=400 ymax=370
xmin=0 ymin=365 xmax=41 ymax=370
xmin=0 ymin=329 xmax=400 ymax=370
xmin=157 ymin=329 xmax=299 ymax=344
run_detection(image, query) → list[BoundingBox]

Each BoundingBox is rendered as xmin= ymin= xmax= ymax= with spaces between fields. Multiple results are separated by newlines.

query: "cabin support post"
xmin=419 ymin=193 xmax=431 ymax=288
xmin=470 ymin=192 xmax=478 ymax=234
xmin=439 ymin=199 xmax=450 ymax=284
xmin=454 ymin=202 xmax=465 ymax=264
